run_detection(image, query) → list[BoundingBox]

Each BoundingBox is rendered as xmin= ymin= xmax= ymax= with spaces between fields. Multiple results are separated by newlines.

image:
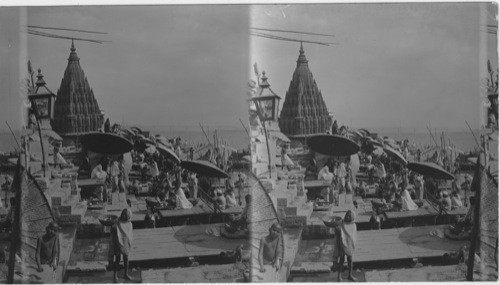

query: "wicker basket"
xmin=98 ymin=214 xmax=118 ymax=226
xmin=323 ymin=216 xmax=342 ymax=227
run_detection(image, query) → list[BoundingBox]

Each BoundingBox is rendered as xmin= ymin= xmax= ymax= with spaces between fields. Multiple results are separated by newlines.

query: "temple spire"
xmin=68 ymin=39 xmax=80 ymax=62
xmin=297 ymin=42 xmax=308 ymax=65
xmin=279 ymin=45 xmax=331 ymax=137
xmin=53 ymin=40 xmax=103 ymax=137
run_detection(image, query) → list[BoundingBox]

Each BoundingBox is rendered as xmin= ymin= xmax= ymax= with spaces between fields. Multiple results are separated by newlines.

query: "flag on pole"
xmin=253 ymin=62 xmax=260 ymax=78
xmin=27 ymin=60 xmax=33 ymax=75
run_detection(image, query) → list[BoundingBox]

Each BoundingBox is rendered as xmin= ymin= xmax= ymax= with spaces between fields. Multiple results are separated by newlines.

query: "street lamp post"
xmin=28 ymin=80 xmax=56 ymax=177
xmin=250 ymin=94 xmax=281 ymax=179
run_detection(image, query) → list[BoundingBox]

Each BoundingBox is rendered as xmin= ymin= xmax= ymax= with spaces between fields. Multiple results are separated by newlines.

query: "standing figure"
xmin=337 ymin=160 xmax=347 ymax=193
xmin=109 ymin=209 xmax=134 ymax=282
xmin=280 ymin=146 xmax=287 ymax=170
xmin=109 ymin=161 xmax=121 ymax=193
xmin=104 ymin=118 xmax=111 ymax=133
xmin=187 ymin=172 xmax=198 ymax=199
xmin=331 ymin=210 xmax=357 ymax=282
xmin=258 ymin=223 xmax=283 ymax=273
xmin=331 ymin=120 xmax=338 ymax=134
xmin=189 ymin=147 xmax=194 ymax=160
xmin=36 ymin=221 xmax=60 ymax=272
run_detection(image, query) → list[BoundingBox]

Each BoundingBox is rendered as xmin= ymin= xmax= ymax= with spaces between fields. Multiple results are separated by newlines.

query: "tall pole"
xmin=31 ymin=103 xmax=46 ymax=178
xmin=7 ymin=155 xmax=24 ymax=283
xmin=261 ymin=120 xmax=272 ymax=179
xmin=465 ymin=120 xmax=482 ymax=150
xmin=467 ymin=135 xmax=488 ymax=281
xmin=425 ymin=125 xmax=439 ymax=147
xmin=199 ymin=123 xmax=211 ymax=145
xmin=239 ymin=118 xmax=250 ymax=138
xmin=5 ymin=121 xmax=21 ymax=151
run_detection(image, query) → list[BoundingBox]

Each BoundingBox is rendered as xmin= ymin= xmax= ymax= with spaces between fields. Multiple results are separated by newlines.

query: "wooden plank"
xmin=140 ymin=263 xmax=246 ymax=283
xmin=294 ymin=225 xmax=467 ymax=265
xmin=78 ymin=178 xmax=105 ymax=187
xmin=304 ymin=180 xmax=331 ymax=189
xmin=127 ymin=224 xmax=248 ymax=262
xmin=365 ymin=265 xmax=467 ymax=282
xmin=171 ymin=223 xmax=219 ymax=236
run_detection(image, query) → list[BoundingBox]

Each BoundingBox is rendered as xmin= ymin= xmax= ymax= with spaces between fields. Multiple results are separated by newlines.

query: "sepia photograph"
xmin=0 ymin=2 xmax=497 ymax=283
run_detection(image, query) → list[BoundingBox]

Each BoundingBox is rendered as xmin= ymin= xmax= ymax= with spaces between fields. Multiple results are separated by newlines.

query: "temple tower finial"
xmin=68 ymin=40 xmax=80 ymax=62
xmin=297 ymin=42 xmax=308 ymax=65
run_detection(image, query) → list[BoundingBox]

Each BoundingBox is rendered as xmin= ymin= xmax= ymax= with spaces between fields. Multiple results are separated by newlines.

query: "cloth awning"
xmin=407 ymin=162 xmax=454 ymax=180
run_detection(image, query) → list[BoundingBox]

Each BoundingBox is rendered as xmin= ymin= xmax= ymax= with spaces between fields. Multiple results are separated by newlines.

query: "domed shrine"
xmin=278 ymin=43 xmax=332 ymax=138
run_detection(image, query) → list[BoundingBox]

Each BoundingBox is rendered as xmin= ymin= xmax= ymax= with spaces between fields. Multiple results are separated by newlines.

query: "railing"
xmin=197 ymin=187 xmax=222 ymax=214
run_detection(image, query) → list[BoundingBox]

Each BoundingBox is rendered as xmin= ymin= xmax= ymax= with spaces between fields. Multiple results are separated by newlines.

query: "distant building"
xmin=52 ymin=41 xmax=104 ymax=142
xmin=278 ymin=43 xmax=332 ymax=140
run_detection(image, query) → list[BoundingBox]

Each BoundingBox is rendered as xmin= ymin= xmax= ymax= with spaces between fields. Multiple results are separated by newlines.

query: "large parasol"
xmin=248 ymin=172 xmax=284 ymax=282
xmin=348 ymin=130 xmax=364 ymax=141
xmin=383 ymin=146 xmax=407 ymax=165
xmin=368 ymin=138 xmax=384 ymax=148
xmin=156 ymin=144 xmax=181 ymax=164
xmin=358 ymin=128 xmax=371 ymax=137
xmin=407 ymin=162 xmax=454 ymax=180
xmin=80 ymin=132 xmax=133 ymax=154
xmin=180 ymin=160 xmax=228 ymax=178
xmin=139 ymin=137 xmax=156 ymax=146
xmin=130 ymin=126 xmax=144 ymax=134
xmin=307 ymin=134 xmax=360 ymax=157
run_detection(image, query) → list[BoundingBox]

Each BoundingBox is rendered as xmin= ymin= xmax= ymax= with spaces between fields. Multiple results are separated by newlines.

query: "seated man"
xmin=36 ymin=221 xmax=60 ymax=272
xmin=305 ymin=159 xmax=318 ymax=181
xmin=225 ymin=194 xmax=251 ymax=233
xmin=258 ymin=223 xmax=283 ymax=273
xmin=374 ymin=161 xmax=386 ymax=182
xmin=215 ymin=189 xmax=226 ymax=210
xmin=450 ymin=197 xmax=474 ymax=234
xmin=129 ymin=179 xmax=140 ymax=195
xmin=144 ymin=208 xmax=157 ymax=228
xmin=317 ymin=164 xmax=334 ymax=181
xmin=441 ymin=191 xmax=452 ymax=212
xmin=91 ymin=164 xmax=108 ymax=180
xmin=225 ymin=187 xmax=238 ymax=208
xmin=450 ymin=191 xmax=463 ymax=208
xmin=400 ymin=187 xmax=419 ymax=211
xmin=369 ymin=212 xmax=382 ymax=230
xmin=175 ymin=182 xmax=193 ymax=209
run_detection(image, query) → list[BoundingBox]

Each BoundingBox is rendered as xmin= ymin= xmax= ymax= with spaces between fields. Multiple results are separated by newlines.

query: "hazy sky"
xmin=251 ymin=3 xmax=498 ymax=131
xmin=0 ymin=3 xmax=498 ymax=132
xmin=0 ymin=5 xmax=250 ymax=131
